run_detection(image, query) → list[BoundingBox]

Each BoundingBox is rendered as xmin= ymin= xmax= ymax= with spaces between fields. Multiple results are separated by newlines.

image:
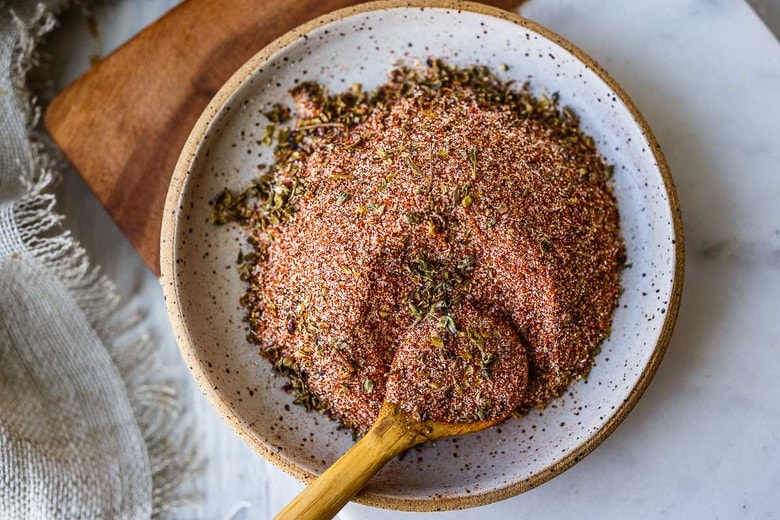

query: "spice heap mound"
xmin=211 ymin=61 xmax=625 ymax=433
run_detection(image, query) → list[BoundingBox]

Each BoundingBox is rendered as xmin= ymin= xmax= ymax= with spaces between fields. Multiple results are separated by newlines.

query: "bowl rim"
xmin=161 ymin=0 xmax=685 ymax=511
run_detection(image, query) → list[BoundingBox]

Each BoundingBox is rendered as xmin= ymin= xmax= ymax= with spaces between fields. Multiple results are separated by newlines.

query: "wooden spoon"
xmin=275 ymin=303 xmax=529 ymax=520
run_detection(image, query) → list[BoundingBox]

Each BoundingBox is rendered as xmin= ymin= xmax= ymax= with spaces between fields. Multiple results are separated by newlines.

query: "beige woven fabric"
xmin=0 ymin=2 xmax=194 ymax=518
xmin=0 ymin=255 xmax=151 ymax=519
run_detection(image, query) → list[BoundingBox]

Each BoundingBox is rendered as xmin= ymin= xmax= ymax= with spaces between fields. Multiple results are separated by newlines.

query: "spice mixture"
xmin=212 ymin=60 xmax=625 ymax=433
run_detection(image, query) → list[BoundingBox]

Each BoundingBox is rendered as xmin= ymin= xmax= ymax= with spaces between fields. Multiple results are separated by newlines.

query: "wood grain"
xmin=45 ymin=0 xmax=523 ymax=275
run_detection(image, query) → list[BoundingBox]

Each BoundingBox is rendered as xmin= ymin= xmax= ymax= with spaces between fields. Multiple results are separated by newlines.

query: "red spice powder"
xmin=386 ymin=301 xmax=528 ymax=424
xmin=214 ymin=62 xmax=625 ymax=433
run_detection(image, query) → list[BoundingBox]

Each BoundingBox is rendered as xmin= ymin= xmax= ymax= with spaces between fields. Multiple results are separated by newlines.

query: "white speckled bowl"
xmin=161 ymin=0 xmax=684 ymax=511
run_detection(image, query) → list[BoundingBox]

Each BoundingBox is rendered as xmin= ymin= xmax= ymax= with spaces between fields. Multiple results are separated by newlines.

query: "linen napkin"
xmin=0 ymin=2 xmax=194 ymax=518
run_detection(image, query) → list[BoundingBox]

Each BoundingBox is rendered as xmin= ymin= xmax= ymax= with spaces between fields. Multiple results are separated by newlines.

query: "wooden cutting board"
xmin=45 ymin=0 xmax=521 ymax=275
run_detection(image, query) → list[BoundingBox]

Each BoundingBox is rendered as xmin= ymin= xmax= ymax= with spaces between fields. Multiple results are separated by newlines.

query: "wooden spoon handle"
xmin=274 ymin=411 xmax=417 ymax=520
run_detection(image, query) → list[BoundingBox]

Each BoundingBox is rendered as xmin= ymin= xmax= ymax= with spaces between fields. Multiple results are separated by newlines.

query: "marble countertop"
xmin=48 ymin=0 xmax=780 ymax=518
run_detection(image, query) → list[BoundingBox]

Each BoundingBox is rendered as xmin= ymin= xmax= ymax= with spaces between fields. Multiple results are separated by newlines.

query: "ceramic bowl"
xmin=161 ymin=0 xmax=684 ymax=511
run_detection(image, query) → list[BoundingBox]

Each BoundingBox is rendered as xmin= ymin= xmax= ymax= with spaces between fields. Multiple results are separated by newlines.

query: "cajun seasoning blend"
xmin=212 ymin=61 xmax=625 ymax=433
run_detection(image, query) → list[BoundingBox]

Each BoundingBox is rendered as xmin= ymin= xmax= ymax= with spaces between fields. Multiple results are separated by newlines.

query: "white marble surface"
xmin=46 ymin=0 xmax=780 ymax=518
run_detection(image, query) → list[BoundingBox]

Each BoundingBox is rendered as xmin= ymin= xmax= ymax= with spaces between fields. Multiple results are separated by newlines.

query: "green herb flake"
xmin=379 ymin=174 xmax=395 ymax=191
xmin=406 ymin=156 xmax=424 ymax=176
xmin=264 ymin=103 xmax=291 ymax=124
xmin=438 ymin=315 xmax=458 ymax=334
xmin=453 ymin=183 xmax=471 ymax=208
xmin=262 ymin=124 xmax=276 ymax=146
xmin=467 ymin=327 xmax=486 ymax=348
xmin=344 ymin=136 xmax=363 ymax=150
xmin=427 ymin=220 xmax=438 ymax=236
xmin=467 ymin=147 xmax=478 ymax=172
xmin=457 ymin=255 xmax=476 ymax=271
xmin=368 ymin=202 xmax=386 ymax=215
xmin=405 ymin=212 xmax=423 ymax=225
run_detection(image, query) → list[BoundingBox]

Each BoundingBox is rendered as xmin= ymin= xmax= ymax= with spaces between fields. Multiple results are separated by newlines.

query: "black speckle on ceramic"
xmin=161 ymin=1 xmax=683 ymax=512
